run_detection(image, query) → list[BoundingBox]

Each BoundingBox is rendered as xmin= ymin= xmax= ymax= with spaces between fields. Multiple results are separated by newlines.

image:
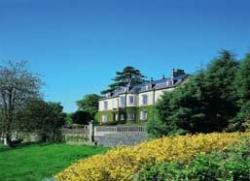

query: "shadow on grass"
xmin=0 ymin=141 xmax=55 ymax=153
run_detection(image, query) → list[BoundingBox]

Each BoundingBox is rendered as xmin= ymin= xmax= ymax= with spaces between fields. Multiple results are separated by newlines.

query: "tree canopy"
xmin=17 ymin=99 xmax=66 ymax=142
xmin=236 ymin=52 xmax=250 ymax=104
xmin=147 ymin=50 xmax=241 ymax=137
xmin=0 ymin=61 xmax=42 ymax=146
xmin=230 ymin=52 xmax=250 ymax=131
xmin=101 ymin=66 xmax=147 ymax=94
xmin=71 ymin=110 xmax=91 ymax=125
xmin=76 ymin=94 xmax=100 ymax=120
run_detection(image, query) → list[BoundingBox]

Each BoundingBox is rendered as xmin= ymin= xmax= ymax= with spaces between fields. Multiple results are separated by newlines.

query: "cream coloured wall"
xmin=112 ymin=97 xmax=119 ymax=109
xmin=138 ymin=91 xmax=154 ymax=106
xmin=126 ymin=94 xmax=138 ymax=107
xmin=154 ymin=87 xmax=175 ymax=103
xmin=99 ymin=98 xmax=114 ymax=111
xmin=99 ymin=87 xmax=176 ymax=111
xmin=98 ymin=100 xmax=103 ymax=111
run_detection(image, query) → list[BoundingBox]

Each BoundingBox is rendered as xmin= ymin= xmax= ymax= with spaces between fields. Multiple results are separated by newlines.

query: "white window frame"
xmin=129 ymin=96 xmax=134 ymax=104
xmin=115 ymin=113 xmax=119 ymax=121
xmin=120 ymin=114 xmax=125 ymax=121
xmin=102 ymin=115 xmax=108 ymax=122
xmin=140 ymin=111 xmax=148 ymax=120
xmin=127 ymin=112 xmax=135 ymax=120
xmin=142 ymin=94 xmax=148 ymax=105
xmin=120 ymin=96 xmax=126 ymax=107
xmin=104 ymin=101 xmax=108 ymax=110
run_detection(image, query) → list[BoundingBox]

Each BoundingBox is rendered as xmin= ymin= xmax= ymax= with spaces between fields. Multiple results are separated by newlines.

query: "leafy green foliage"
xmin=230 ymin=52 xmax=250 ymax=131
xmin=65 ymin=113 xmax=73 ymax=125
xmin=146 ymin=106 xmax=184 ymax=138
xmin=135 ymin=137 xmax=250 ymax=181
xmin=76 ymin=94 xmax=100 ymax=121
xmin=236 ymin=52 xmax=250 ymax=104
xmin=71 ymin=110 xmax=91 ymax=125
xmin=101 ymin=66 xmax=147 ymax=94
xmin=228 ymin=101 xmax=250 ymax=131
xmin=17 ymin=100 xmax=66 ymax=142
xmin=148 ymin=50 xmax=240 ymax=137
xmin=0 ymin=61 xmax=42 ymax=146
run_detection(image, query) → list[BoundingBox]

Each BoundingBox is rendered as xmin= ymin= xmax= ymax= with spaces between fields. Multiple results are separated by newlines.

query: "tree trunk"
xmin=3 ymin=137 xmax=7 ymax=146
xmin=3 ymin=133 xmax=12 ymax=147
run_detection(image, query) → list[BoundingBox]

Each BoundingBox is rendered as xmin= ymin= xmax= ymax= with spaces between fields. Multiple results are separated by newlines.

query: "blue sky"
xmin=0 ymin=0 xmax=250 ymax=112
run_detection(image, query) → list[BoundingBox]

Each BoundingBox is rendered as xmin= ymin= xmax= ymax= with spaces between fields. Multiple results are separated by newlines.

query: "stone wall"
xmin=60 ymin=125 xmax=148 ymax=147
xmin=93 ymin=125 xmax=147 ymax=147
xmin=61 ymin=127 xmax=92 ymax=145
xmin=94 ymin=132 xmax=147 ymax=147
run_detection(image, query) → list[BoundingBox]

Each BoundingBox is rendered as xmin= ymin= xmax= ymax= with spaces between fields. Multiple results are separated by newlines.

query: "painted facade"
xmin=98 ymin=69 xmax=188 ymax=123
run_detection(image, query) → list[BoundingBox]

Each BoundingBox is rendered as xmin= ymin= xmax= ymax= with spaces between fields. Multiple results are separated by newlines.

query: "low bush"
xmin=55 ymin=132 xmax=249 ymax=181
xmin=135 ymin=137 xmax=250 ymax=181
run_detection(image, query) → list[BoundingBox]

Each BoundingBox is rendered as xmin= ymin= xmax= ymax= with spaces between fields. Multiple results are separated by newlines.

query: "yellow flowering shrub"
xmin=55 ymin=132 xmax=249 ymax=181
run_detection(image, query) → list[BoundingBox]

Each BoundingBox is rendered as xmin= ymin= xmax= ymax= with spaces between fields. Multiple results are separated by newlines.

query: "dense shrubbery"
xmin=17 ymin=100 xmax=66 ymax=142
xmin=135 ymin=137 xmax=250 ymax=181
xmin=147 ymin=50 xmax=250 ymax=137
xmin=75 ymin=94 xmax=100 ymax=123
xmin=55 ymin=132 xmax=249 ymax=181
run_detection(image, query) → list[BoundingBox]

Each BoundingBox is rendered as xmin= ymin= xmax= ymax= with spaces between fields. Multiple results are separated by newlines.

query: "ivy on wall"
xmin=98 ymin=106 xmax=154 ymax=125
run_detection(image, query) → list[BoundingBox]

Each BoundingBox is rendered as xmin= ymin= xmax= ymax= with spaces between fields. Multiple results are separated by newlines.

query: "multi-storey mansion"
xmin=98 ymin=69 xmax=188 ymax=123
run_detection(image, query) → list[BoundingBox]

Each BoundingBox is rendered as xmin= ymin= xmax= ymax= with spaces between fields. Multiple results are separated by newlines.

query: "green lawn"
xmin=0 ymin=143 xmax=108 ymax=181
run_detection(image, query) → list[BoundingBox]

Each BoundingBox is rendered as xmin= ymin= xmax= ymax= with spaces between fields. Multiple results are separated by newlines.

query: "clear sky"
xmin=0 ymin=0 xmax=250 ymax=112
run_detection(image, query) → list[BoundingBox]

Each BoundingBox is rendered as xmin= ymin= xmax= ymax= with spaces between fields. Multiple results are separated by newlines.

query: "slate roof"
xmin=101 ymin=72 xmax=188 ymax=100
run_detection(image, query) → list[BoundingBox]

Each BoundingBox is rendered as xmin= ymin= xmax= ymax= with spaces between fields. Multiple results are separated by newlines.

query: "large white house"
xmin=98 ymin=69 xmax=188 ymax=123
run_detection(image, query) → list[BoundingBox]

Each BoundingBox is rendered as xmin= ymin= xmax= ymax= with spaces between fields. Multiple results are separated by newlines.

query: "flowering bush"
xmin=135 ymin=137 xmax=250 ymax=180
xmin=55 ymin=132 xmax=249 ymax=181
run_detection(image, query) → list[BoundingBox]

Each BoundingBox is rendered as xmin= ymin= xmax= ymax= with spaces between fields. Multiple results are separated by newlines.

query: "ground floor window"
xmin=140 ymin=111 xmax=148 ymax=120
xmin=115 ymin=113 xmax=119 ymax=121
xmin=101 ymin=115 xmax=108 ymax=122
xmin=127 ymin=112 xmax=135 ymax=120
xmin=120 ymin=114 xmax=125 ymax=121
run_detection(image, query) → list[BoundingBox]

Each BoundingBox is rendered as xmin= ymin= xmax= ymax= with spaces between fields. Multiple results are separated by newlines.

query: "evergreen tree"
xmin=76 ymin=94 xmax=100 ymax=120
xmin=101 ymin=66 xmax=147 ymax=94
xmin=202 ymin=50 xmax=239 ymax=131
xmin=231 ymin=52 xmax=250 ymax=131
xmin=147 ymin=50 xmax=239 ymax=137
xmin=236 ymin=52 xmax=250 ymax=104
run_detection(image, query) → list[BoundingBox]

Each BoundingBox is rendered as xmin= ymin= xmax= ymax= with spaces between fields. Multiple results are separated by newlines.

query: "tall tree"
xmin=17 ymin=100 xmax=66 ymax=142
xmin=76 ymin=94 xmax=100 ymax=120
xmin=231 ymin=52 xmax=250 ymax=131
xmin=101 ymin=66 xmax=147 ymax=94
xmin=0 ymin=61 xmax=41 ymax=146
xmin=203 ymin=50 xmax=239 ymax=130
xmin=236 ymin=52 xmax=250 ymax=105
xmin=147 ymin=50 xmax=239 ymax=137
xmin=71 ymin=110 xmax=91 ymax=125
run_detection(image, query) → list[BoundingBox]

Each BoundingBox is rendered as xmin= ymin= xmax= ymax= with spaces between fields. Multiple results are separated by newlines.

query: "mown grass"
xmin=0 ymin=143 xmax=108 ymax=181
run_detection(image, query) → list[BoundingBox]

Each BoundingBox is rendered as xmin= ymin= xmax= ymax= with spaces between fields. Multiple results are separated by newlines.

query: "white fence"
xmin=94 ymin=125 xmax=145 ymax=136
xmin=62 ymin=124 xmax=147 ymax=146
